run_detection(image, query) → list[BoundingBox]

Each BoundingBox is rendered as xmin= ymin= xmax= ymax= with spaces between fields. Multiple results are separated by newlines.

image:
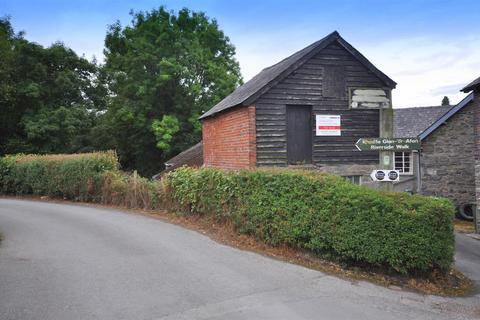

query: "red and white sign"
xmin=316 ymin=115 xmax=341 ymax=136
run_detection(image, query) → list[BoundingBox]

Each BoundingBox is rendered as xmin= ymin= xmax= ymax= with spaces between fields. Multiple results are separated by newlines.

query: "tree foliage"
xmin=441 ymin=96 xmax=450 ymax=106
xmin=1 ymin=9 xmax=241 ymax=175
xmin=0 ymin=17 xmax=106 ymax=155
xmin=102 ymin=7 xmax=242 ymax=175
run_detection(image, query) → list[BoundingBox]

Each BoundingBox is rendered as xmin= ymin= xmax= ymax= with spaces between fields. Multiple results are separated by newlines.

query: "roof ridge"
xmin=260 ymin=32 xmax=336 ymax=72
xmin=200 ymin=31 xmax=395 ymax=120
xmin=394 ymin=105 xmax=450 ymax=110
xmin=461 ymin=75 xmax=480 ymax=92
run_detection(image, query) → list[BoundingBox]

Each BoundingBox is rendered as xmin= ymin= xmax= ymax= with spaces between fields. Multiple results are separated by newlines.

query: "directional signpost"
xmin=355 ymin=137 xmax=420 ymax=185
xmin=355 ymin=137 xmax=420 ymax=152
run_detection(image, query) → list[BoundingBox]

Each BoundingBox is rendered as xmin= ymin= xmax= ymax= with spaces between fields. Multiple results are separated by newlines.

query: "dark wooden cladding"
xmin=323 ymin=65 xmax=345 ymax=98
xmin=255 ymin=41 xmax=383 ymax=166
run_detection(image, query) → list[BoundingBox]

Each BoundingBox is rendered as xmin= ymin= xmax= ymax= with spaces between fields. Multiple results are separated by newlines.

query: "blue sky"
xmin=2 ymin=0 xmax=480 ymax=107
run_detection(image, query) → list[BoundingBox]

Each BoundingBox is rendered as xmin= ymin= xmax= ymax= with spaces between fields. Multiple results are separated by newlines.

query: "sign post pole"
xmin=379 ymin=107 xmax=394 ymax=191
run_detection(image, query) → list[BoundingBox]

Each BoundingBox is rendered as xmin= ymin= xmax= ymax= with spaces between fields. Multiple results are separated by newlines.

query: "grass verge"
xmin=455 ymin=219 xmax=476 ymax=233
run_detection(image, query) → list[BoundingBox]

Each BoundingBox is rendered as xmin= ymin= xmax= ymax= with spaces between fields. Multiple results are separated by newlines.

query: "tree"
xmin=0 ymin=17 xmax=106 ymax=155
xmin=102 ymin=7 xmax=242 ymax=175
xmin=441 ymin=96 xmax=450 ymax=106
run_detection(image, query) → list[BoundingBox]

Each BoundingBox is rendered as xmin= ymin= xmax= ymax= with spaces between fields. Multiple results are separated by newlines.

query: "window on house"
xmin=343 ymin=175 xmax=361 ymax=185
xmin=394 ymin=152 xmax=412 ymax=174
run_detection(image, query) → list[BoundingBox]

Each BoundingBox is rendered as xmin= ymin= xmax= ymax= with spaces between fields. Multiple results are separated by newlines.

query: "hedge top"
xmin=4 ymin=150 xmax=118 ymax=165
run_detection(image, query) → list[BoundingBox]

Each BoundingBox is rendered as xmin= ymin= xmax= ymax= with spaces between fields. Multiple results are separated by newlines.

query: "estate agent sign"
xmin=355 ymin=137 xmax=420 ymax=151
xmin=316 ymin=115 xmax=341 ymax=136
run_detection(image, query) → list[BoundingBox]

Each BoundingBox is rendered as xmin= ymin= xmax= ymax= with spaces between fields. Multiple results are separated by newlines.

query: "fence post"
xmin=133 ymin=170 xmax=137 ymax=208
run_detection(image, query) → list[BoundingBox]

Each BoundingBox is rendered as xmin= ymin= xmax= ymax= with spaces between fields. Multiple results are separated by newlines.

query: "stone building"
xmin=393 ymin=105 xmax=451 ymax=193
xmin=463 ymin=76 xmax=480 ymax=231
xmin=393 ymin=77 xmax=480 ymax=228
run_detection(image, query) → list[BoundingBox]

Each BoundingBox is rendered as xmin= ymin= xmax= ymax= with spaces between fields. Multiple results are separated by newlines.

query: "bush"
xmin=0 ymin=151 xmax=118 ymax=201
xmin=165 ymin=167 xmax=455 ymax=274
xmin=101 ymin=170 xmax=162 ymax=210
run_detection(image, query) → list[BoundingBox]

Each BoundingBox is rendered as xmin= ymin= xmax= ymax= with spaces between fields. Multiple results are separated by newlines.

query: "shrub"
xmin=0 ymin=151 xmax=118 ymax=201
xmin=165 ymin=167 xmax=455 ymax=274
xmin=0 ymin=151 xmax=163 ymax=210
xmin=100 ymin=170 xmax=162 ymax=210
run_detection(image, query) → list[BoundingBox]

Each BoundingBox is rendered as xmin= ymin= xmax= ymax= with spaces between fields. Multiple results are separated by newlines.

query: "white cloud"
xmin=361 ymin=35 xmax=480 ymax=107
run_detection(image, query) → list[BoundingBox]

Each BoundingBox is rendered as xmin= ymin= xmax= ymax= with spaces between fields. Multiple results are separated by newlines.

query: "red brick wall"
xmin=202 ymin=105 xmax=256 ymax=169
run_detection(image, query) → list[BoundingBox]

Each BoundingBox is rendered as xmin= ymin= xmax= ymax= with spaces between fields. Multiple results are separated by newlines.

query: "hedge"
xmin=0 ymin=151 xmax=118 ymax=201
xmin=165 ymin=167 xmax=455 ymax=274
xmin=0 ymin=152 xmax=163 ymax=210
xmin=0 ymin=152 xmax=455 ymax=274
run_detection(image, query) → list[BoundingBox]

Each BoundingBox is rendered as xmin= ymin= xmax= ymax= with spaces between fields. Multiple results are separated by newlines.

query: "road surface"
xmin=0 ymin=199 xmax=478 ymax=320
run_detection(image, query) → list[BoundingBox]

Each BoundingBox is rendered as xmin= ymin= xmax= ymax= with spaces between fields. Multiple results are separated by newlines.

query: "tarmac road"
xmin=456 ymin=232 xmax=480 ymax=289
xmin=0 ymin=199 xmax=478 ymax=320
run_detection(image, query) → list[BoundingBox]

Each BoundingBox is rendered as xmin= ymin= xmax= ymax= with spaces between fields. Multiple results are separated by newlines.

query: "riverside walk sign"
xmin=355 ymin=137 xmax=420 ymax=152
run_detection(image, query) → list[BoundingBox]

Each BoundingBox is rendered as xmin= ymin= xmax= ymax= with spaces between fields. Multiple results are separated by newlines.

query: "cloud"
xmin=428 ymin=84 xmax=466 ymax=96
xmin=347 ymin=35 xmax=480 ymax=107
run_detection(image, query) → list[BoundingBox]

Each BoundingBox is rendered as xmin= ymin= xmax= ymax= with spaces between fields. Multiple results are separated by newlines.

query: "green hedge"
xmin=165 ymin=167 xmax=455 ymax=274
xmin=0 ymin=151 xmax=118 ymax=201
xmin=0 ymin=152 xmax=455 ymax=275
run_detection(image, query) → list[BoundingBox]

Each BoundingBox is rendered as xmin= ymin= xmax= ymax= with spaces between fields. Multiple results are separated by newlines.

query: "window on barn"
xmin=343 ymin=175 xmax=361 ymax=185
xmin=394 ymin=152 xmax=412 ymax=174
xmin=323 ymin=66 xmax=345 ymax=98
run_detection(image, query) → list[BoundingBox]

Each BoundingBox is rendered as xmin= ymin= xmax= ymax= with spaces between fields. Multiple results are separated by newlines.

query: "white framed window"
xmin=343 ymin=175 xmax=362 ymax=185
xmin=394 ymin=152 xmax=412 ymax=174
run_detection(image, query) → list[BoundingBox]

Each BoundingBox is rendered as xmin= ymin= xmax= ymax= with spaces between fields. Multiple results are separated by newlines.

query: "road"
xmin=456 ymin=233 xmax=480 ymax=289
xmin=0 ymin=199 xmax=478 ymax=320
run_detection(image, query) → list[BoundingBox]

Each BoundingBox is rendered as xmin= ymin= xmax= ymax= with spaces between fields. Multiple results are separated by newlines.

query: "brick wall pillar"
xmin=202 ymin=105 xmax=256 ymax=169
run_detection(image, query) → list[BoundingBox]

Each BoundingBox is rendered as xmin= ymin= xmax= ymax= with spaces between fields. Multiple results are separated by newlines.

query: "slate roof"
xmin=199 ymin=31 xmax=396 ymax=120
xmin=461 ymin=76 xmax=480 ymax=93
xmin=419 ymin=93 xmax=474 ymax=140
xmin=393 ymin=105 xmax=452 ymax=138
xmin=154 ymin=142 xmax=203 ymax=178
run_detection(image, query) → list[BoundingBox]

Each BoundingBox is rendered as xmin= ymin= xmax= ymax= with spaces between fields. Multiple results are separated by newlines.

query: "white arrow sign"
xmin=370 ymin=170 xmax=400 ymax=182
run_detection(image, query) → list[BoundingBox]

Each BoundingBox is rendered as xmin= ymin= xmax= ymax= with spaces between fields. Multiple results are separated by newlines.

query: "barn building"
xmin=161 ymin=33 xmax=479 ymax=231
xmin=198 ymin=31 xmax=396 ymax=185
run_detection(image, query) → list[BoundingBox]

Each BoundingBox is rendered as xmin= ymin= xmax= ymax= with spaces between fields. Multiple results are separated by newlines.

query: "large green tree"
xmin=0 ymin=18 xmax=106 ymax=155
xmin=103 ymin=7 xmax=242 ymax=175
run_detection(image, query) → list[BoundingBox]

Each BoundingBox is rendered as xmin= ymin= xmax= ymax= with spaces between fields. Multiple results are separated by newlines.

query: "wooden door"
xmin=287 ymin=106 xmax=312 ymax=164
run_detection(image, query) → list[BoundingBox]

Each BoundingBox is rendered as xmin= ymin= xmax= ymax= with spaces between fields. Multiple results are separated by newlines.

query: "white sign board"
xmin=350 ymin=88 xmax=390 ymax=109
xmin=316 ymin=115 xmax=341 ymax=136
xmin=370 ymin=170 xmax=400 ymax=182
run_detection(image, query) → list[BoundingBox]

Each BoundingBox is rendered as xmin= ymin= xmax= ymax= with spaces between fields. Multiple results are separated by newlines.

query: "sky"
xmin=2 ymin=0 xmax=480 ymax=108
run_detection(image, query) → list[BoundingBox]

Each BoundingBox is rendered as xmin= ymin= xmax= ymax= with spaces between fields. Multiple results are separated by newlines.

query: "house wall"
xmin=474 ymin=90 xmax=480 ymax=232
xmin=202 ymin=105 xmax=256 ymax=169
xmin=420 ymin=100 xmax=476 ymax=209
xmin=393 ymin=151 xmax=419 ymax=193
xmin=254 ymin=41 xmax=386 ymax=181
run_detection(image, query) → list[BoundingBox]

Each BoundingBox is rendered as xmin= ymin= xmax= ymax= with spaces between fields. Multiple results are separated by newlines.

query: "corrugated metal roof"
xmin=199 ymin=31 xmax=396 ymax=120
